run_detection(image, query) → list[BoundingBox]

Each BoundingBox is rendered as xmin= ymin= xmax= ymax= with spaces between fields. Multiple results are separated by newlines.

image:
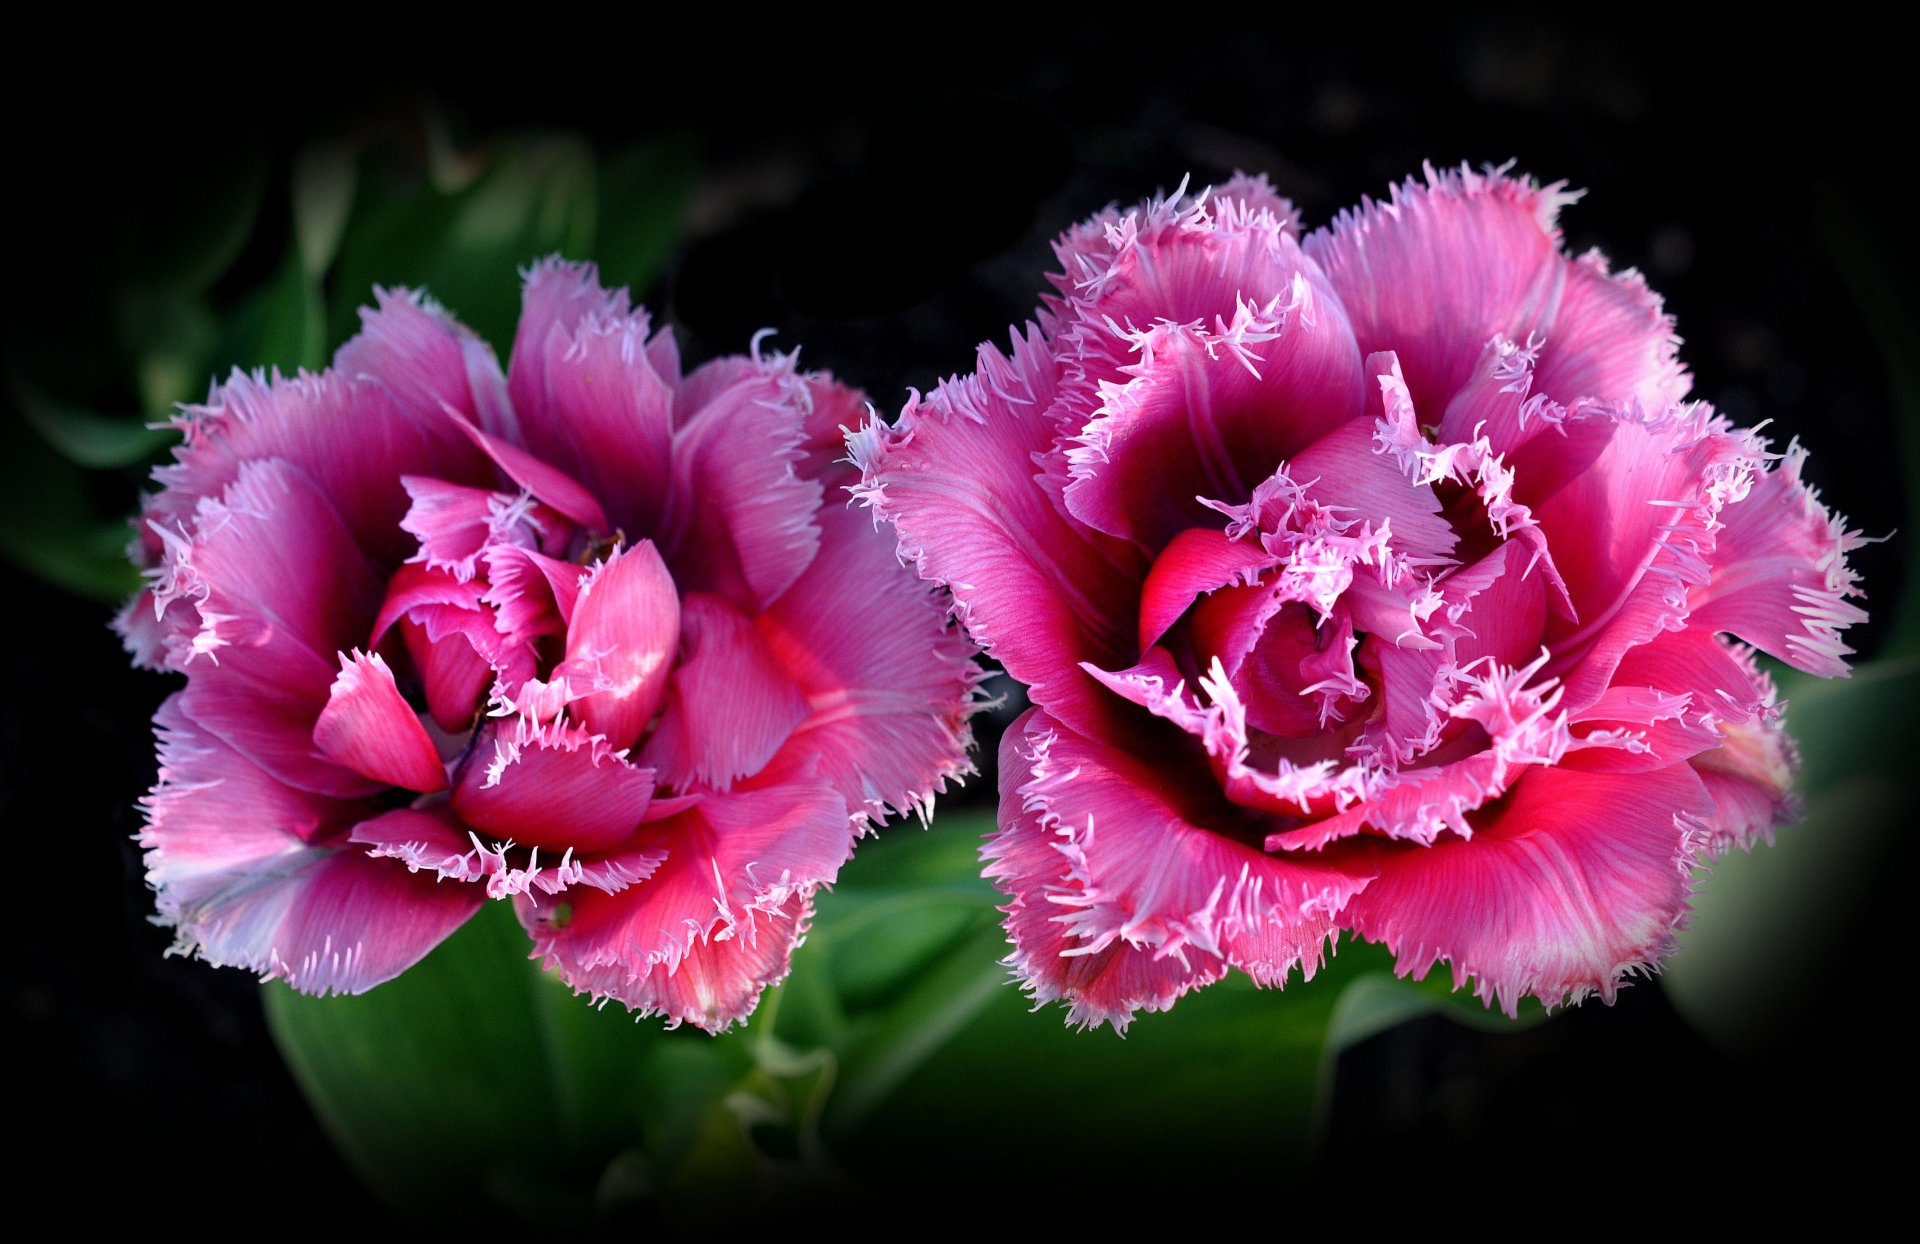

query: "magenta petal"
xmin=313 ymin=651 xmax=448 ymax=793
xmin=402 ymin=614 xmax=498 ymax=734
xmin=1286 ymin=418 xmax=1456 ymax=564
xmin=152 ymin=460 xmax=386 ymax=797
xmin=522 ymin=772 xmax=847 ymax=1007
xmin=851 ymin=329 xmax=1148 ymax=741
xmin=446 ymin=409 xmax=610 ymax=533
xmin=1307 ymin=163 xmax=1574 ymax=417
xmin=986 ymin=710 xmax=1368 ymax=1030
xmin=1060 ymin=315 xmax=1366 ymax=549
xmin=565 ymin=541 xmax=680 ymax=754
xmin=508 ymin=259 xmax=677 ymax=536
xmin=142 ymin=699 xmax=478 ymax=994
xmin=371 ymin=562 xmax=488 ymax=645
xmin=1691 ymin=701 xmax=1799 ymax=858
xmin=195 ymin=840 xmax=482 ymax=995
xmin=481 ymin=544 xmax=581 ymax=646
xmin=538 ymin=893 xmax=812 ymax=1034
xmin=795 ymin=371 xmax=874 ymax=487
xmin=1445 ymin=540 xmax=1550 ymax=670
xmin=658 ymin=353 xmax=823 ymax=611
xmin=641 ymin=593 xmax=810 ymax=792
xmin=1339 ymin=764 xmax=1712 ymax=1015
xmin=140 ymin=363 xmax=489 ymax=572
xmin=397 ymin=476 xmax=542 ymax=583
xmin=757 ymin=502 xmax=983 ymax=821
xmin=452 ymin=721 xmax=656 ymax=854
xmin=336 ymin=287 xmax=509 ymax=438
xmin=1688 ymin=442 xmax=1869 ymax=677
xmin=349 ymin=806 xmax=482 ymax=873
xmin=153 ymin=459 xmax=384 ymax=673
xmin=1534 ymin=415 xmax=1729 ymax=628
xmin=1531 ymin=251 xmax=1689 ymax=415
xmin=1137 ymin=527 xmax=1274 ymax=653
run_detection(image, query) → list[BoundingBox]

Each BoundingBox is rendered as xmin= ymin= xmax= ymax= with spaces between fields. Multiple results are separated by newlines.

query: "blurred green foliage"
xmin=266 ymin=813 xmax=1532 ymax=1227
xmin=0 ymin=115 xmax=694 ymax=605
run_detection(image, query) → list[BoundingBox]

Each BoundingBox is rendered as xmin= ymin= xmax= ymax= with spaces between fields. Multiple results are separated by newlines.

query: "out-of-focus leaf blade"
xmin=294 ymin=141 xmax=358 ymax=280
xmin=1666 ymin=655 xmax=1918 ymax=1057
xmin=330 ymin=134 xmax=597 ymax=352
xmin=116 ymin=290 xmax=220 ymax=415
xmin=594 ymin=136 xmax=698 ymax=296
xmin=0 ymin=422 xmax=141 ymax=601
xmin=11 ymin=376 xmax=174 ymax=469
xmin=264 ymin=901 xmax=750 ymax=1222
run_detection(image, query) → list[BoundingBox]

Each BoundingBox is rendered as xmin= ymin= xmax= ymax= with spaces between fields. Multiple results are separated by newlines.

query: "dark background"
xmin=9 ymin=23 xmax=1912 ymax=1227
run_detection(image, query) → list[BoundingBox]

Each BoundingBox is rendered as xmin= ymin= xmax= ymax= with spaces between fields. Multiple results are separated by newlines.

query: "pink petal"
xmin=1137 ymin=526 xmax=1274 ymax=653
xmin=352 ymin=806 xmax=666 ymax=899
xmin=154 ymin=459 xmax=384 ymax=670
xmin=850 ymin=328 xmax=1148 ymax=741
xmin=1687 ymin=441 xmax=1869 ymax=677
xmin=446 ymin=409 xmax=610 ymax=533
xmin=397 ymin=476 xmax=545 ymax=582
xmin=986 ymin=710 xmax=1368 ymax=1030
xmin=312 ymin=651 xmax=448 ymax=793
xmin=521 ymin=772 xmax=848 ymax=1007
xmin=1563 ymin=629 xmax=1763 ymax=772
xmin=1445 ymin=539 xmax=1550 ymax=670
xmin=141 ymin=698 xmax=479 ymax=995
xmin=1059 ymin=310 xmax=1366 ymax=549
xmin=1338 ymin=763 xmax=1712 ymax=1015
xmin=335 ymin=286 xmax=514 ymax=439
xmin=756 ymin=502 xmax=983 ymax=822
xmin=796 ymin=371 xmax=873 ymax=487
xmin=565 ymin=541 xmax=680 ymax=754
xmin=1351 ymin=637 xmax=1452 ymax=766
xmin=1305 ymin=163 xmax=1574 ymax=418
xmin=657 ymin=353 xmax=823 ymax=611
xmin=349 ymin=806 xmax=485 ymax=872
xmin=372 ymin=566 xmax=533 ymax=731
xmin=1542 ymin=413 xmax=1771 ymax=709
xmin=370 ymin=562 xmax=487 ymax=645
xmin=1691 ymin=706 xmax=1799 ymax=858
xmin=452 ymin=721 xmax=657 ymax=854
xmin=640 ymin=592 xmax=809 ymax=792
xmin=401 ymin=613 xmax=500 ymax=734
xmin=507 ymin=259 xmax=677 ymax=537
xmin=151 ymin=460 xmax=386 ymax=797
xmin=1533 ymin=414 xmax=1728 ymax=628
xmin=113 ymin=587 xmax=171 ymax=671
xmin=1531 ymin=250 xmax=1690 ymax=415
xmin=141 ymin=321 xmax=490 ymax=571
xmin=480 ymin=544 xmax=581 ymax=647
xmin=1286 ymin=418 xmax=1456 ymax=564
xmin=539 ymin=892 xmax=813 ymax=1034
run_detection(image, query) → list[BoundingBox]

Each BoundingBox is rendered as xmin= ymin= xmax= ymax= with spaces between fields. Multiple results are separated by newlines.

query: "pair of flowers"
xmin=123 ymin=164 xmax=1865 ymax=1033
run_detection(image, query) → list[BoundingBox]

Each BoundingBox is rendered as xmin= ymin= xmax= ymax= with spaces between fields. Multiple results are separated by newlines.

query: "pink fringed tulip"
xmin=122 ymin=260 xmax=979 ymax=1031
xmin=853 ymin=166 xmax=1867 ymax=1029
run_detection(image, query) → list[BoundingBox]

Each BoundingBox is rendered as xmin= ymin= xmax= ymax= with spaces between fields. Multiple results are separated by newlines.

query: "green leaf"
xmin=593 ymin=135 xmax=698 ymax=297
xmin=1665 ymin=655 xmax=1917 ymax=1058
xmin=10 ymin=375 xmax=174 ymax=470
xmin=329 ymin=133 xmax=598 ymax=353
xmin=293 ymin=140 xmax=358 ymax=280
xmin=115 ymin=289 xmax=221 ymax=415
xmin=256 ymin=251 xmax=329 ymax=374
xmin=263 ymin=901 xmax=747 ymax=1225
xmin=0 ymin=420 xmax=141 ymax=601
